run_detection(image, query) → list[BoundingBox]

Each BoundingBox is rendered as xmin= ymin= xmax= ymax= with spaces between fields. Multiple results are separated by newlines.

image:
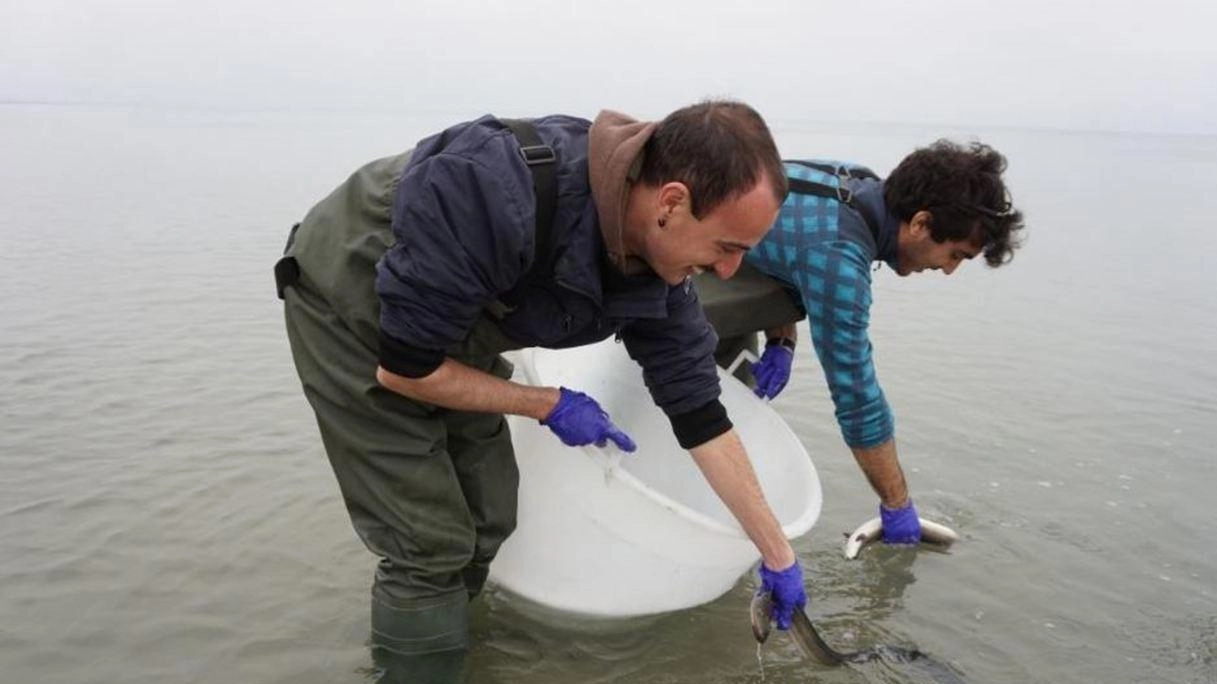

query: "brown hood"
xmin=588 ymin=110 xmax=656 ymax=273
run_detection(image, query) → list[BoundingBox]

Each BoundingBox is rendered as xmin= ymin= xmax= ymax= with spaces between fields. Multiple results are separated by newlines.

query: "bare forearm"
xmin=376 ymin=360 xmax=559 ymax=420
xmin=850 ymin=438 xmax=909 ymax=508
xmin=689 ymin=430 xmax=796 ymax=570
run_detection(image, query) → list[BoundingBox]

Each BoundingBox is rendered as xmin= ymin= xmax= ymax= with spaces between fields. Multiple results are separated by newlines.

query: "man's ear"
xmin=657 ymin=181 xmax=691 ymax=218
xmin=910 ymin=210 xmax=933 ymax=239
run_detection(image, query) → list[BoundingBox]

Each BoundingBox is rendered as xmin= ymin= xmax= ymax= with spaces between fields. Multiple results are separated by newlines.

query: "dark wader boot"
xmin=693 ymin=262 xmax=804 ymax=387
xmin=278 ymin=152 xmax=520 ymax=684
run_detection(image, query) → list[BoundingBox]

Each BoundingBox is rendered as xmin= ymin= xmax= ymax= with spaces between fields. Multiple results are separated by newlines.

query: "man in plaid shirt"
xmin=697 ymin=140 xmax=1025 ymax=545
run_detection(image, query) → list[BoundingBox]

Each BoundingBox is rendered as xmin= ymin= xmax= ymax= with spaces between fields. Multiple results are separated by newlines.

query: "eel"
xmin=750 ymin=591 xmax=968 ymax=682
xmin=843 ymin=517 xmax=960 ymax=560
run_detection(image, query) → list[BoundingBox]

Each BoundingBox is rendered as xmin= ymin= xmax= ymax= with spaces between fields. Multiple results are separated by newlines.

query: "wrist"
xmin=535 ymin=386 xmax=564 ymax=422
xmin=761 ymin=545 xmax=797 ymax=572
xmin=765 ymin=336 xmax=796 ymax=351
xmin=880 ymin=495 xmax=911 ymax=511
xmin=880 ymin=498 xmax=916 ymax=522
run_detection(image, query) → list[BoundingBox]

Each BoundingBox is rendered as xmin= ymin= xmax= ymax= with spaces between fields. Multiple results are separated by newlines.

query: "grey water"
xmin=1 ymin=104 xmax=1214 ymax=683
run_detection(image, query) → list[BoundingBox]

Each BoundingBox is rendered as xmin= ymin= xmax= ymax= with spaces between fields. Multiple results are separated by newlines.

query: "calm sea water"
xmin=1 ymin=104 xmax=1214 ymax=684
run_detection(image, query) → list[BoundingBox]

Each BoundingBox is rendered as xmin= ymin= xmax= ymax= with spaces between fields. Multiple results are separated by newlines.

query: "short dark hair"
xmin=638 ymin=100 xmax=787 ymax=219
xmin=884 ymin=140 xmax=1025 ymax=267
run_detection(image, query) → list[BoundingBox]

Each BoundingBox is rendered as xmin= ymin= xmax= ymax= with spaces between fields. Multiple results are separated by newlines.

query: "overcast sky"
xmin=3 ymin=0 xmax=1215 ymax=135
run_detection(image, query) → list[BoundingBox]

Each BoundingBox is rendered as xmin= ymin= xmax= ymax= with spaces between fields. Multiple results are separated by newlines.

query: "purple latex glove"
xmin=880 ymin=499 xmax=922 ymax=544
xmin=752 ymin=343 xmax=794 ymax=400
xmin=540 ymin=387 xmax=636 ymax=452
xmin=758 ymin=560 xmax=807 ymax=631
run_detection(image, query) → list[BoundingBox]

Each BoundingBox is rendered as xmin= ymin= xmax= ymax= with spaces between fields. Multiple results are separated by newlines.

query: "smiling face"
xmin=895 ymin=210 xmax=984 ymax=276
xmin=637 ymin=175 xmax=781 ymax=286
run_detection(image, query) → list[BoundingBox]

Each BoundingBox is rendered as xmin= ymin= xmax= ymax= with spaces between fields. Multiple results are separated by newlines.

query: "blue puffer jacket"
xmin=375 ymin=114 xmax=723 ymax=420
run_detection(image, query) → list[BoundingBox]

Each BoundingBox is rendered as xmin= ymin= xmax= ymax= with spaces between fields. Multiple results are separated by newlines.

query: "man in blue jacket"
xmin=276 ymin=101 xmax=808 ymax=682
xmin=698 ymin=140 xmax=1025 ymax=548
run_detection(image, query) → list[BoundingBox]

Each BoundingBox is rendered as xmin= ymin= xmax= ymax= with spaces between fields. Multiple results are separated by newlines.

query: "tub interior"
xmin=521 ymin=341 xmax=819 ymax=529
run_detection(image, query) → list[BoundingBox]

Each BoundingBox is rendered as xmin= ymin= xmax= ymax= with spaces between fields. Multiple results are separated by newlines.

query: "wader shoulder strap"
xmin=787 ymin=177 xmax=858 ymax=206
xmin=783 ymin=161 xmax=880 ymax=245
xmin=499 ymin=118 xmax=558 ymax=289
xmin=786 ymin=160 xmax=880 ymax=182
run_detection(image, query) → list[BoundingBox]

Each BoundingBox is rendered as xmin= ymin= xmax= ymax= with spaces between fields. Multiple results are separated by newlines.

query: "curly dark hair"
xmin=884 ymin=140 xmax=1025 ymax=266
xmin=639 ymin=100 xmax=788 ymax=219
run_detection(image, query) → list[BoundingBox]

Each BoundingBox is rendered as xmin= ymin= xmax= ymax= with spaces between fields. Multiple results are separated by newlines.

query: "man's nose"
xmin=942 ymin=259 xmax=961 ymax=276
xmin=714 ymin=252 xmax=746 ymax=279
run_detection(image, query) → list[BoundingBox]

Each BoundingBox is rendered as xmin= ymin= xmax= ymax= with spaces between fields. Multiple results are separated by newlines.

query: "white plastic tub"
xmin=487 ymin=339 xmax=821 ymax=617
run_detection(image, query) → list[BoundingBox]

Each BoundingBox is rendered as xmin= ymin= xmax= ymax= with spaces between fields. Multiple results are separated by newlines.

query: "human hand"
xmin=540 ymin=387 xmax=636 ymax=452
xmin=758 ymin=560 xmax=807 ymax=631
xmin=880 ymin=499 xmax=922 ymax=544
xmin=752 ymin=342 xmax=794 ymax=400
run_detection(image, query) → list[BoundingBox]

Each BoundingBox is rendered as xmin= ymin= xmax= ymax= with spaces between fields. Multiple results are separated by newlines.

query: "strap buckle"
xmin=833 ymin=165 xmax=854 ymax=203
xmin=519 ymin=144 xmax=556 ymax=166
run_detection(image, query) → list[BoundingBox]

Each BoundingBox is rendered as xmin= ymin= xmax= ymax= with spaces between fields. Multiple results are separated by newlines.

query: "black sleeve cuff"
xmin=378 ymin=330 xmax=445 ymax=379
xmin=669 ymin=399 xmax=733 ymax=449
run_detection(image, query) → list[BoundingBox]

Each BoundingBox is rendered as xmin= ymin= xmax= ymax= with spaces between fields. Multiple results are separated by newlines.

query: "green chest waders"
xmin=694 ymin=262 xmax=805 ymax=385
xmin=275 ymin=121 xmax=557 ymax=684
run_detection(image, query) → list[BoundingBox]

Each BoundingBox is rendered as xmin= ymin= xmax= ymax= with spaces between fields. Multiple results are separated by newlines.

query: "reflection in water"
xmin=468 ymin=550 xmax=945 ymax=683
xmin=471 ymin=587 xmax=667 ymax=683
xmin=774 ymin=548 xmax=970 ymax=684
xmin=852 ymin=550 xmax=921 ymax=617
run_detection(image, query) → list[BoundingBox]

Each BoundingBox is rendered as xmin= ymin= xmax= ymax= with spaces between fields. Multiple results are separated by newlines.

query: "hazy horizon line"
xmin=4 ymin=98 xmax=1215 ymax=141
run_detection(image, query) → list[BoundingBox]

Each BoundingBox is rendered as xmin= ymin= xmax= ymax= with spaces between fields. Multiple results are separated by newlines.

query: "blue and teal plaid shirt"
xmin=745 ymin=161 xmax=901 ymax=448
